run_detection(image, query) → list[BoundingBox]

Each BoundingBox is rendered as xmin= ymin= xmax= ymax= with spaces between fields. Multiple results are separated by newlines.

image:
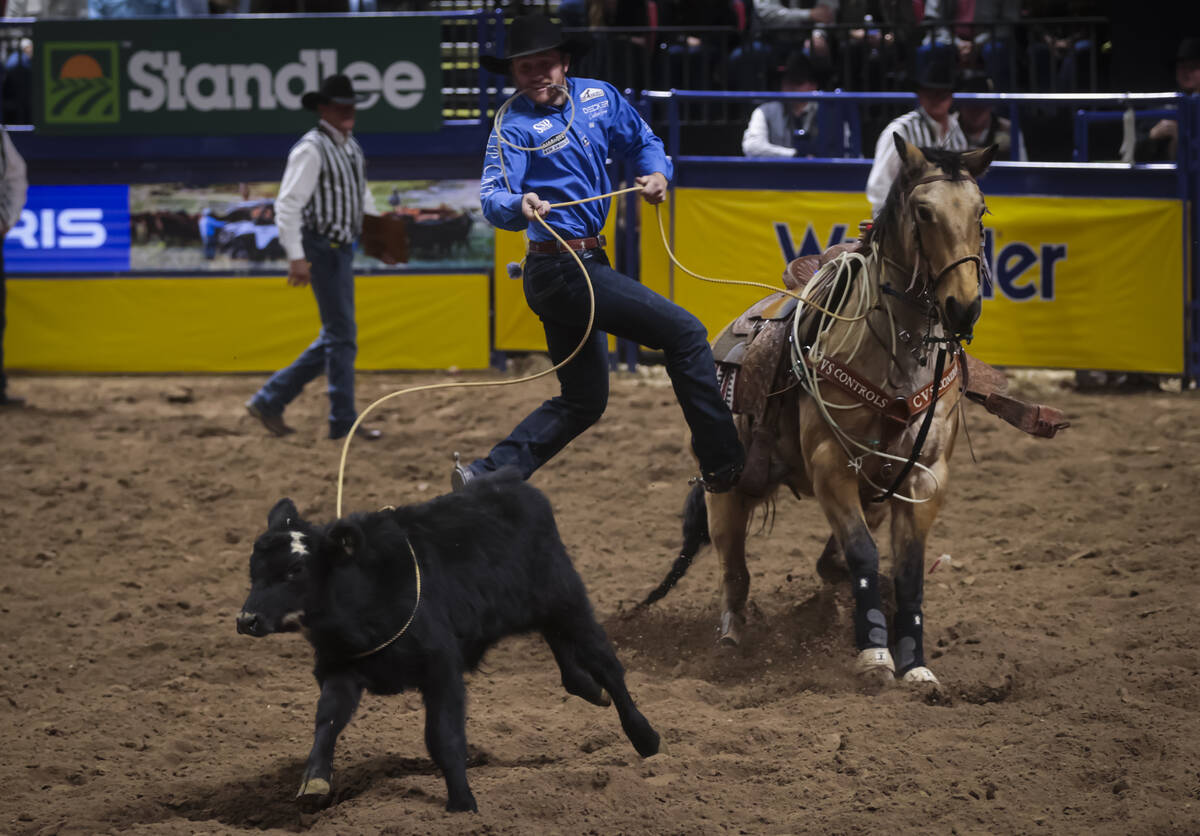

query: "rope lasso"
xmin=335 ymin=193 xmax=618 ymax=517
xmin=349 ymin=531 xmax=422 ymax=659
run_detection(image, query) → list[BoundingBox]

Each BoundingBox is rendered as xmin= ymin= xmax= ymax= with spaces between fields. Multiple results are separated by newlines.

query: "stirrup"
xmin=698 ymin=462 xmax=744 ymax=494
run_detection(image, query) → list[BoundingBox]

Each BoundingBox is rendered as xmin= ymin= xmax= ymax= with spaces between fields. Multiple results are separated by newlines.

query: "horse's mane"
xmin=864 ymin=146 xmax=973 ymax=251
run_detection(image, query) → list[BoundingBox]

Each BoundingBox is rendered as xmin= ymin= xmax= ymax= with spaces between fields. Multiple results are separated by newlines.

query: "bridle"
xmin=881 ymin=172 xmax=987 ymax=340
xmin=869 ymin=172 xmax=985 ymax=501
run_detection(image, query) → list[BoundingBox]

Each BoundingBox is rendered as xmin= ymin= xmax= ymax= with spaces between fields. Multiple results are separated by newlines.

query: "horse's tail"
xmin=638 ymin=482 xmax=710 ymax=609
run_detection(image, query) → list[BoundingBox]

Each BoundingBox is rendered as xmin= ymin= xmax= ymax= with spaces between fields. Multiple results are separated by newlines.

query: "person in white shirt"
xmin=865 ymin=53 xmax=968 ymax=217
xmin=0 ymin=127 xmax=28 ymax=407
xmin=742 ymin=50 xmax=821 ymax=158
xmin=245 ymin=74 xmax=387 ymax=441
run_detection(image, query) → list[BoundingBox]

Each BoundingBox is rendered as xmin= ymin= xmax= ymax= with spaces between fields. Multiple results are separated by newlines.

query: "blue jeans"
xmin=250 ymin=231 xmax=359 ymax=437
xmin=472 ymin=249 xmax=743 ymax=479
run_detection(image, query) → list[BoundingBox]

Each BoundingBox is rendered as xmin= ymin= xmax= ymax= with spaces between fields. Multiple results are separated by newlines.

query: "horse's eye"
xmin=915 ymin=205 xmax=934 ymax=223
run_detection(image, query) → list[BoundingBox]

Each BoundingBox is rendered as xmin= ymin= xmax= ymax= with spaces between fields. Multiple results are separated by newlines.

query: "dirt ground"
xmin=2 ymin=366 xmax=1199 ymax=836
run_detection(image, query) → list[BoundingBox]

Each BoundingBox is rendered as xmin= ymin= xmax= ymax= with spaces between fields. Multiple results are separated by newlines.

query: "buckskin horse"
xmin=641 ymin=136 xmax=1065 ymax=686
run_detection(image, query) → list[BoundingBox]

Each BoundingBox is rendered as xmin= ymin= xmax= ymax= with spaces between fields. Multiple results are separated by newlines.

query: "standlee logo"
xmin=126 ymin=48 xmax=426 ymax=114
xmin=43 ymin=41 xmax=120 ymax=125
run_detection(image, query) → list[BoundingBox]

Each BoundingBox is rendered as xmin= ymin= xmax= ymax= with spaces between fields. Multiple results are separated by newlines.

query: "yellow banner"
xmin=8 ymin=273 xmax=490 ymax=373
xmin=641 ymin=188 xmax=1184 ymax=374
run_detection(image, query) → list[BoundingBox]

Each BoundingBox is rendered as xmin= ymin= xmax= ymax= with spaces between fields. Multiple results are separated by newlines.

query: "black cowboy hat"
xmin=910 ymin=50 xmax=957 ymax=91
xmin=301 ymin=74 xmax=369 ymax=111
xmin=956 ymin=69 xmax=995 ymax=94
xmin=479 ymin=13 xmax=592 ymax=76
xmin=1177 ymin=37 xmax=1200 ymax=63
xmin=781 ymin=50 xmax=817 ymax=87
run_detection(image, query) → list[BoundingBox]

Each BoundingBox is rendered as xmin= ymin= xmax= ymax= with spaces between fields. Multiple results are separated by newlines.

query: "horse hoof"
xmin=296 ymin=777 xmax=332 ymax=813
xmin=854 ymin=647 xmax=896 ymax=676
xmin=717 ymin=612 xmax=743 ymax=647
xmin=901 ymin=666 xmax=940 ymax=686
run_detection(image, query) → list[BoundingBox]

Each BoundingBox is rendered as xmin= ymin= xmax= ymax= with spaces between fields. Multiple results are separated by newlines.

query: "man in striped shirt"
xmin=865 ymin=54 xmax=968 ymax=217
xmin=246 ymin=74 xmax=384 ymax=441
xmin=0 ymin=126 xmax=28 ymax=407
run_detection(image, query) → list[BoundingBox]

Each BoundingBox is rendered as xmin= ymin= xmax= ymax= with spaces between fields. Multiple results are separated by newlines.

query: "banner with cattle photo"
xmin=124 ymin=180 xmax=490 ymax=273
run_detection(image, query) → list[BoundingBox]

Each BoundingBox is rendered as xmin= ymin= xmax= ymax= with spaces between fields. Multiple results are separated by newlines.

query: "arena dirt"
xmin=2 ymin=368 xmax=1198 ymax=835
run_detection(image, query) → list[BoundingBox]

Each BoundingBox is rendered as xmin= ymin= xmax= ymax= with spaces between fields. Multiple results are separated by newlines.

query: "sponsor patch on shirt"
xmin=541 ymin=132 xmax=569 ymax=154
xmin=579 ymin=87 xmax=605 ymax=102
xmin=583 ymin=101 xmax=609 ymax=115
xmin=532 ymin=118 xmax=553 ymax=133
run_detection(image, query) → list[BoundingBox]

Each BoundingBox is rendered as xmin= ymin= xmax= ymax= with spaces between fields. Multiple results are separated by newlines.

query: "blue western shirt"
xmin=480 ymin=76 xmax=673 ymax=242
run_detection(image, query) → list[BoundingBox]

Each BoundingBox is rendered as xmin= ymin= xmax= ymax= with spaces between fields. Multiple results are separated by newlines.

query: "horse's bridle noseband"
xmin=884 ymin=172 xmax=987 ymax=339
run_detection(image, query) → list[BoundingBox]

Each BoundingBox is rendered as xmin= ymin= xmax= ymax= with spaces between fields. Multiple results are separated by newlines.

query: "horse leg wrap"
xmin=852 ymin=573 xmax=887 ymax=650
xmin=893 ymin=610 xmax=925 ymax=675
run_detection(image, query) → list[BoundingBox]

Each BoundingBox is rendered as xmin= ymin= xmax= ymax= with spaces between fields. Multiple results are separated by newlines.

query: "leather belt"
xmin=527 ymin=234 xmax=606 ymax=254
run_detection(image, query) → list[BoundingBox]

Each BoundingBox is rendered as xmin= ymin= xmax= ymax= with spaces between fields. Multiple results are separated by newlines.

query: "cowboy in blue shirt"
xmin=454 ymin=14 xmax=743 ymax=493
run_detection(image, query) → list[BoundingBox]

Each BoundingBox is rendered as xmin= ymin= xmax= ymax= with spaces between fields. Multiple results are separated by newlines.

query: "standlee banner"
xmin=641 ymin=189 xmax=1184 ymax=375
xmin=5 ymin=184 xmax=131 ymax=272
xmin=34 ymin=17 xmax=442 ymax=135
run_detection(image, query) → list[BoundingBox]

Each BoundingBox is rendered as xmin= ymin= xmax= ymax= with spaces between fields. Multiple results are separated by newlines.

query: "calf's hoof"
xmin=632 ymin=727 xmax=661 ymax=758
xmin=579 ymin=686 xmax=611 ymax=708
xmin=900 ymin=666 xmax=940 ymax=687
xmin=296 ymin=776 xmax=332 ymax=813
xmin=717 ymin=611 xmax=744 ymax=647
xmin=446 ymin=792 xmax=478 ymax=813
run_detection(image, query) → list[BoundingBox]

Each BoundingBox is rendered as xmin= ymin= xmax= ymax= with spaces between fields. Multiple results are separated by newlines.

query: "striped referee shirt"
xmin=0 ymin=128 xmax=28 ymax=232
xmin=866 ymin=107 xmax=968 ymax=217
xmin=274 ymin=120 xmax=379 ymax=261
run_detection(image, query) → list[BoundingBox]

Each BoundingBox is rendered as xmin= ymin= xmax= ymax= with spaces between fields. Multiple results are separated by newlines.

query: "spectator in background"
xmin=732 ymin=0 xmax=838 ymax=90
xmin=1026 ymin=0 xmax=1105 ymax=92
xmin=558 ymin=0 xmax=647 ymax=28
xmin=555 ymin=0 xmax=650 ymax=92
xmin=755 ymin=0 xmax=838 ymax=65
xmin=245 ymin=74 xmax=386 ymax=442
xmin=2 ymin=38 xmax=32 ymax=126
xmin=865 ymin=50 xmax=967 ymax=216
xmin=918 ymin=0 xmax=1020 ymax=90
xmin=1135 ymin=37 xmax=1200 ymax=162
xmin=957 ymin=69 xmax=1026 ymax=159
xmin=743 ymin=50 xmax=822 ymax=157
xmin=0 ymin=126 xmax=28 ymax=407
xmin=839 ymin=0 xmax=919 ymax=91
xmin=657 ymin=0 xmax=740 ymax=90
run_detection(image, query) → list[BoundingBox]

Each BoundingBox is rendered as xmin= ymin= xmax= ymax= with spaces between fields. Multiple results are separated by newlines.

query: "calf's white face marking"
xmin=290 ymin=531 xmax=308 ymax=557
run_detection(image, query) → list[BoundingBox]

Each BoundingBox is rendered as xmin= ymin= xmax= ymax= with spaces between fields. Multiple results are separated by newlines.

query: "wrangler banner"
xmin=641 ymin=189 xmax=1184 ymax=374
xmin=34 ymin=18 xmax=442 ymax=135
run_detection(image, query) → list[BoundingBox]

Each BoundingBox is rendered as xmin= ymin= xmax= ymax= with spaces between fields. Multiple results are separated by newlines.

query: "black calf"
xmin=236 ymin=469 xmax=659 ymax=813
